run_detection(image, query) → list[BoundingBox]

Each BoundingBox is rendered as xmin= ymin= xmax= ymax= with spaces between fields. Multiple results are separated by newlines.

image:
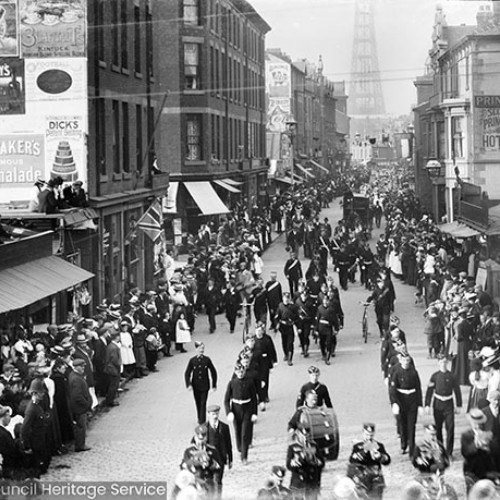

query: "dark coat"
xmin=206 ymin=420 xmax=233 ymax=466
xmin=68 ymin=370 xmax=92 ymax=416
xmin=0 ymin=426 xmax=24 ymax=474
xmin=184 ymin=355 xmax=218 ymax=391
xmin=104 ymin=341 xmax=122 ymax=377
xmin=73 ymin=346 xmax=95 ymax=387
xmin=93 ymin=338 xmax=108 ymax=374
xmin=50 ymin=371 xmax=74 ymax=443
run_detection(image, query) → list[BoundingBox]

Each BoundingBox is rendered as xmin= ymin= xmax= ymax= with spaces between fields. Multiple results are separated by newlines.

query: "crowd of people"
xmin=3 ymin=168 xmax=500 ymax=499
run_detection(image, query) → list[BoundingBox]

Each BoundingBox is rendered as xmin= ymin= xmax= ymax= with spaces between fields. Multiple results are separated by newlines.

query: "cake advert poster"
xmin=45 ymin=115 xmax=86 ymax=186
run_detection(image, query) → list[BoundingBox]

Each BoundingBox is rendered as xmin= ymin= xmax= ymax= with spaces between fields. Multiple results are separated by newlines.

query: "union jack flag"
xmin=136 ymin=198 xmax=164 ymax=243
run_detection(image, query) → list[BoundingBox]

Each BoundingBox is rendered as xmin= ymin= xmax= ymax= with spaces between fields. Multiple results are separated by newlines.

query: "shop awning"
xmin=184 ymin=181 xmax=230 ymax=215
xmin=275 ymin=176 xmax=294 ymax=185
xmin=295 ymin=163 xmax=315 ymax=179
xmin=0 ymin=256 xmax=94 ymax=314
xmin=213 ymin=180 xmax=241 ymax=193
xmin=221 ymin=178 xmax=243 ymax=186
xmin=309 ymin=159 xmax=329 ymax=173
xmin=439 ymin=221 xmax=480 ymax=238
xmin=163 ymin=182 xmax=179 ymax=214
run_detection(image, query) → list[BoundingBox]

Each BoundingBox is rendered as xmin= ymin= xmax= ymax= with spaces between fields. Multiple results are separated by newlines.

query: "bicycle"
xmin=360 ymin=302 xmax=371 ymax=343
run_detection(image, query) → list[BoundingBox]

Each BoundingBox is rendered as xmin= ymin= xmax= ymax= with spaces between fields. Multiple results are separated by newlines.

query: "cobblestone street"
xmin=43 ymin=199 xmax=470 ymax=499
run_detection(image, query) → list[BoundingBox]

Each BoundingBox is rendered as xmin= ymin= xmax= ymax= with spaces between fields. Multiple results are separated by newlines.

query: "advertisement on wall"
xmin=474 ymin=95 xmax=500 ymax=161
xmin=45 ymin=115 xmax=86 ymax=185
xmin=267 ymin=97 xmax=291 ymax=133
xmin=20 ymin=0 xmax=86 ymax=58
xmin=0 ymin=134 xmax=44 ymax=188
xmin=0 ymin=58 xmax=24 ymax=114
xmin=0 ymin=0 xmax=20 ymax=57
xmin=25 ymin=57 xmax=86 ymax=110
xmin=266 ymin=61 xmax=291 ymax=99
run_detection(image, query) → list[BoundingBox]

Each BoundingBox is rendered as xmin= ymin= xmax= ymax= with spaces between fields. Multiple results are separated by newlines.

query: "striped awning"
xmin=213 ymin=180 xmax=241 ymax=193
xmin=184 ymin=181 xmax=230 ymax=215
xmin=0 ymin=256 xmax=94 ymax=314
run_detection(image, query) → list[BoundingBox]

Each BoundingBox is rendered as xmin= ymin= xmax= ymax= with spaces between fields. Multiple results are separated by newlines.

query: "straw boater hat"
xmin=467 ymin=408 xmax=487 ymax=425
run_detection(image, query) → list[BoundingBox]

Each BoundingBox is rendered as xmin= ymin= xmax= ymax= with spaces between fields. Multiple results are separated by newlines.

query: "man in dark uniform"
xmin=306 ymin=273 xmax=324 ymax=308
xmin=389 ymin=354 xmax=423 ymax=457
xmin=284 ymin=251 xmax=303 ymax=296
xmin=257 ymin=465 xmax=291 ymax=500
xmin=286 ymin=422 xmax=325 ymax=500
xmin=367 ymin=277 xmax=393 ymax=338
xmin=412 ymin=423 xmax=449 ymax=474
xmin=205 ymin=405 xmax=232 ymax=498
xmin=335 ymin=244 xmax=351 ymax=291
xmin=184 ymin=342 xmax=218 ymax=424
xmin=21 ymin=378 xmax=51 ymax=477
xmin=295 ymin=288 xmax=316 ymax=358
xmin=425 ymin=354 xmax=462 ymax=456
xmin=224 ymin=279 xmax=241 ymax=334
xmin=203 ymin=278 xmax=222 ymax=333
xmin=181 ymin=424 xmax=221 ymax=497
xmin=315 ymin=296 xmax=340 ymax=365
xmin=348 ymin=423 xmax=391 ymax=500
xmin=252 ymin=278 xmax=268 ymax=325
xmin=296 ymin=366 xmax=333 ymax=409
xmin=275 ymin=292 xmax=299 ymax=366
xmin=254 ymin=323 xmax=277 ymax=406
xmin=225 ymin=363 xmax=258 ymax=465
xmin=266 ymin=271 xmax=283 ymax=332
xmin=359 ymin=243 xmax=376 ymax=290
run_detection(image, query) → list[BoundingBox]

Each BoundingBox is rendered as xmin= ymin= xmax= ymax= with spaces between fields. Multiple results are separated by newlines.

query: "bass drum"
xmin=299 ymin=406 xmax=340 ymax=460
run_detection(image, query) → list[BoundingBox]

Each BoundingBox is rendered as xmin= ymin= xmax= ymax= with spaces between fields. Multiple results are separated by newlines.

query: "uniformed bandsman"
xmin=266 ymin=272 xmax=283 ymax=332
xmin=224 ymin=363 xmax=258 ymax=465
xmin=348 ymin=423 xmax=391 ymax=500
xmin=296 ymin=366 xmax=333 ymax=409
xmin=424 ymin=354 xmax=462 ymax=455
xmin=315 ymin=297 xmax=339 ymax=365
xmin=275 ymin=292 xmax=299 ymax=366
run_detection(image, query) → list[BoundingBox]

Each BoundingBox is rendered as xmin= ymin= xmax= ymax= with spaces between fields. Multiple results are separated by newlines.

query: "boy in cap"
xmin=205 ymin=404 xmax=232 ymax=497
xmin=348 ymin=423 xmax=391 ymax=500
xmin=257 ymin=465 xmax=290 ymax=499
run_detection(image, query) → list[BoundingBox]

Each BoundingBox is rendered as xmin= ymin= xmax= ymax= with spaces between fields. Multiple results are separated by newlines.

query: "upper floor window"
xmin=184 ymin=43 xmax=200 ymax=89
xmin=183 ymin=0 xmax=199 ymax=25
xmin=186 ymin=115 xmax=202 ymax=160
xmin=452 ymin=116 xmax=464 ymax=159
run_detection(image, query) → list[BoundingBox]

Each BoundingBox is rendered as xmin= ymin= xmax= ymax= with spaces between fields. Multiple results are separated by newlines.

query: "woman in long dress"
xmin=454 ymin=308 xmax=474 ymax=386
xmin=467 ymin=357 xmax=490 ymax=411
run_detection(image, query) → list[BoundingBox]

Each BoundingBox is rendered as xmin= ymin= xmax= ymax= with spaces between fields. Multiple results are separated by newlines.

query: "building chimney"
xmin=476 ymin=4 xmax=493 ymax=29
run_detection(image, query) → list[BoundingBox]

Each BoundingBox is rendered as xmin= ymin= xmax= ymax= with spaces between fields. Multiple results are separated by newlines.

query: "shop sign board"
xmin=474 ymin=95 xmax=500 ymax=160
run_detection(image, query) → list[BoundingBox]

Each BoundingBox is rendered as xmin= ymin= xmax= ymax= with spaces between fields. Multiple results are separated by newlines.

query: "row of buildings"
xmin=0 ymin=0 xmax=350 ymax=330
xmin=412 ymin=2 xmax=500 ymax=297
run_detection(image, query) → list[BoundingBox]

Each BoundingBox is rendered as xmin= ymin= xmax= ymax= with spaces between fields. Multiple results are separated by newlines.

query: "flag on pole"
xmin=136 ymin=198 xmax=164 ymax=243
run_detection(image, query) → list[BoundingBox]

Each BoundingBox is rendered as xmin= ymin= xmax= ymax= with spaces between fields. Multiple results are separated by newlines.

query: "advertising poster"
xmin=266 ymin=62 xmax=291 ymax=98
xmin=474 ymin=95 xmax=500 ymax=161
xmin=45 ymin=114 xmax=86 ymax=186
xmin=20 ymin=0 xmax=86 ymax=58
xmin=0 ymin=58 xmax=25 ymax=114
xmin=0 ymin=133 xmax=44 ymax=187
xmin=25 ymin=57 xmax=86 ymax=110
xmin=0 ymin=0 xmax=20 ymax=57
xmin=267 ymin=97 xmax=291 ymax=133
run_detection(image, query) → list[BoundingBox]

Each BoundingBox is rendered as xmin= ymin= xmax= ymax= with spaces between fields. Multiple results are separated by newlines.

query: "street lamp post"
xmin=286 ymin=118 xmax=297 ymax=191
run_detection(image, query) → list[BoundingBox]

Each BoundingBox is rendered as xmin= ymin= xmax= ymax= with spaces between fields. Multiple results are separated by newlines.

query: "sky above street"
xmin=251 ymin=0 xmax=488 ymax=115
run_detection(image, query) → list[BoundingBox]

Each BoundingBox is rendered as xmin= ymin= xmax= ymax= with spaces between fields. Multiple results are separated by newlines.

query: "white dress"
xmin=120 ymin=331 xmax=136 ymax=365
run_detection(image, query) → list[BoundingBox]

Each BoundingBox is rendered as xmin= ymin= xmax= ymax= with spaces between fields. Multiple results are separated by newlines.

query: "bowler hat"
xmin=28 ymin=378 xmax=47 ymax=394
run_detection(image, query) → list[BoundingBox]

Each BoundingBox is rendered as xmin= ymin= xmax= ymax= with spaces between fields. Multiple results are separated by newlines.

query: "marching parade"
xmin=2 ymin=1 xmax=500 ymax=500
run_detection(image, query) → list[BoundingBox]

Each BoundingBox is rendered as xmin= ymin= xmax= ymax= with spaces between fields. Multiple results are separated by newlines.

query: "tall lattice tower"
xmin=349 ymin=0 xmax=386 ymax=137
